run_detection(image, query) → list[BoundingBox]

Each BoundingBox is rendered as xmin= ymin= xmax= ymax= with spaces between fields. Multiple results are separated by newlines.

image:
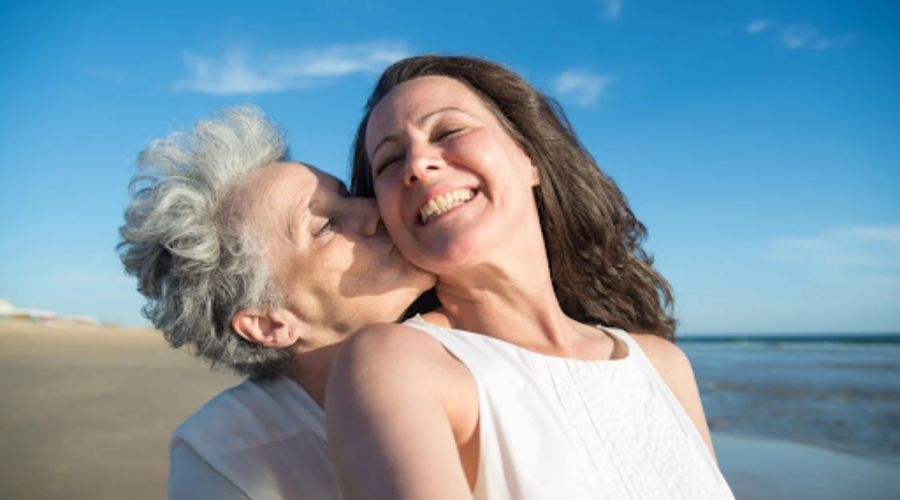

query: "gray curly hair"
xmin=118 ymin=105 xmax=291 ymax=380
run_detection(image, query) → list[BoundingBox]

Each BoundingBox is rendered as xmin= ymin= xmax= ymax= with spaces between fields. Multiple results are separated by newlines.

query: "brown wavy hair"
xmin=351 ymin=55 xmax=676 ymax=339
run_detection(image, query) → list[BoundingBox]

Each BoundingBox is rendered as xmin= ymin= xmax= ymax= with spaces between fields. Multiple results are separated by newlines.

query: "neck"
xmin=286 ymin=340 xmax=343 ymax=408
xmin=435 ymin=247 xmax=583 ymax=355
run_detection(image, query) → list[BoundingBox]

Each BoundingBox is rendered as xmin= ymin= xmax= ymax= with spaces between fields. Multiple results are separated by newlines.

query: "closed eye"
xmin=374 ymin=154 xmax=405 ymax=177
xmin=314 ymin=217 xmax=337 ymax=237
xmin=434 ymin=128 xmax=463 ymax=141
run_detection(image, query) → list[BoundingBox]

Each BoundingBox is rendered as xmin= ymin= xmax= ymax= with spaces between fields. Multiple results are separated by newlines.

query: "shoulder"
xmin=173 ymin=381 xmax=248 ymax=443
xmin=628 ymin=332 xmax=717 ymax=458
xmin=327 ymin=321 xmax=478 ymax=440
xmin=628 ymin=333 xmax=696 ymax=394
xmin=169 ymin=439 xmax=252 ymax=500
xmin=327 ymin=321 xmax=479 ymax=499
xmin=329 ymin=322 xmax=466 ymax=399
xmin=174 ymin=377 xmax=320 ymax=451
xmin=334 ymin=322 xmax=457 ymax=375
xmin=342 ymin=320 xmax=449 ymax=355
xmin=173 ymin=378 xmax=336 ymax=499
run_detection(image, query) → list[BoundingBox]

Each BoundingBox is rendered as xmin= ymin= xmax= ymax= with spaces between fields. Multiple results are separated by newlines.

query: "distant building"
xmin=56 ymin=315 xmax=100 ymax=326
xmin=0 ymin=298 xmax=97 ymax=325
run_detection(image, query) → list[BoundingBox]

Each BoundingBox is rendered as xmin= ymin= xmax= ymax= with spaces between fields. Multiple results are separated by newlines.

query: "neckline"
xmin=408 ymin=315 xmax=632 ymax=364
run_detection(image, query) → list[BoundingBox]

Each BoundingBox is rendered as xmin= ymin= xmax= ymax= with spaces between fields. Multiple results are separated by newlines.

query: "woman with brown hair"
xmin=327 ymin=56 xmax=734 ymax=499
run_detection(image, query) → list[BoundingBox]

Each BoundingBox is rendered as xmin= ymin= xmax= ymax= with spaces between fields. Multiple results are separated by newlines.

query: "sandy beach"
xmin=2 ymin=319 xmax=897 ymax=499
xmin=0 ymin=320 xmax=240 ymax=500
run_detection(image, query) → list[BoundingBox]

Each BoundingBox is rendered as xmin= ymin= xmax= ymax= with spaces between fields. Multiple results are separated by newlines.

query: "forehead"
xmin=244 ymin=161 xmax=333 ymax=218
xmin=250 ymin=161 xmax=319 ymax=199
xmin=366 ymin=76 xmax=488 ymax=144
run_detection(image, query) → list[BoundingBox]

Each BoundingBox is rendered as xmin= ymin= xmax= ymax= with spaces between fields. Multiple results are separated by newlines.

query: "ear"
xmin=232 ymin=307 xmax=304 ymax=348
xmin=530 ymin=164 xmax=541 ymax=187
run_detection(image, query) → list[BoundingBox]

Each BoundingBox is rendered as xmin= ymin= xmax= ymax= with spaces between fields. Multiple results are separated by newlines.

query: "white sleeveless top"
xmin=404 ymin=316 xmax=734 ymax=500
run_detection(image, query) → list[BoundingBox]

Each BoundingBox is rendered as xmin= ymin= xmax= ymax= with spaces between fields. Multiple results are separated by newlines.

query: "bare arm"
xmin=326 ymin=324 xmax=474 ymax=500
xmin=632 ymin=334 xmax=718 ymax=462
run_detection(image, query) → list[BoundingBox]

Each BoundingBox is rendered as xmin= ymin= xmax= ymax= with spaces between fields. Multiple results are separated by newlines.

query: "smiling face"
xmin=365 ymin=76 xmax=541 ymax=276
xmin=239 ymin=161 xmax=434 ymax=346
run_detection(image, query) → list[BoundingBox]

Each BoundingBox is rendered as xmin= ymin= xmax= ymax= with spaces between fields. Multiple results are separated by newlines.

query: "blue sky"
xmin=1 ymin=0 xmax=897 ymax=334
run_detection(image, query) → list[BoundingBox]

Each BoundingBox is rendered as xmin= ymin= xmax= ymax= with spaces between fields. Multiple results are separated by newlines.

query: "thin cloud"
xmin=553 ymin=70 xmax=612 ymax=108
xmin=779 ymin=24 xmax=853 ymax=50
xmin=601 ymin=0 xmax=622 ymax=21
xmin=744 ymin=19 xmax=773 ymax=34
xmin=175 ymin=41 xmax=411 ymax=95
xmin=772 ymin=224 xmax=900 ymax=269
xmin=834 ymin=226 xmax=900 ymax=243
xmin=743 ymin=19 xmax=853 ymax=51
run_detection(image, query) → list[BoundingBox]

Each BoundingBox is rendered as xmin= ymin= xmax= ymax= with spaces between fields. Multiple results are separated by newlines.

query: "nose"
xmin=403 ymin=140 xmax=443 ymax=186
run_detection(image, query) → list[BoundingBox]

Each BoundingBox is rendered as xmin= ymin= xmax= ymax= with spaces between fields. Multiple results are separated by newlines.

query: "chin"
xmin=407 ymin=267 xmax=438 ymax=291
xmin=391 ymin=254 xmax=435 ymax=282
xmin=414 ymin=239 xmax=482 ymax=276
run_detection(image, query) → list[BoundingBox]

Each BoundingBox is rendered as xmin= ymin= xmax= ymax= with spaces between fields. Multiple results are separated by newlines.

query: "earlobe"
xmin=530 ymin=165 xmax=541 ymax=186
xmin=232 ymin=308 xmax=302 ymax=348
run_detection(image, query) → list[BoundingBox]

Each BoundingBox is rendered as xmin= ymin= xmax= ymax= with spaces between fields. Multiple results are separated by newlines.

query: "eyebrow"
xmin=369 ymin=106 xmax=469 ymax=159
xmin=286 ymin=195 xmax=310 ymax=244
xmin=306 ymin=175 xmax=348 ymax=215
xmin=319 ymin=174 xmax=349 ymax=197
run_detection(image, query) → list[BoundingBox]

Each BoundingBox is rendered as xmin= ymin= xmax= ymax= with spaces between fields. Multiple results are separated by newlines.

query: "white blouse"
xmin=405 ymin=315 xmax=735 ymax=500
xmin=168 ymin=376 xmax=337 ymax=500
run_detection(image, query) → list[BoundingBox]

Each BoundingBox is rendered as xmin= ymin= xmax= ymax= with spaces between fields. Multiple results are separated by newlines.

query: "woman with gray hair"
xmin=119 ymin=105 xmax=434 ymax=499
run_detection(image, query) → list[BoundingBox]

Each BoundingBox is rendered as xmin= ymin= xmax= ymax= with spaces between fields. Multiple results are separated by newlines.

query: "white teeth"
xmin=419 ymin=189 xmax=475 ymax=224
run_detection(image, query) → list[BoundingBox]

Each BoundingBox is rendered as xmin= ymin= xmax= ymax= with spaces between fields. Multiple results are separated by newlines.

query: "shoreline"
xmin=714 ymin=433 xmax=898 ymax=500
xmin=716 ymin=429 xmax=900 ymax=467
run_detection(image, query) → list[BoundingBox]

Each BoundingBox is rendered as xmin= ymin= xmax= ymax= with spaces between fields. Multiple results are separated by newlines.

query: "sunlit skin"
xmin=327 ymin=77 xmax=716 ymax=500
xmin=366 ymin=76 xmax=541 ymax=280
xmin=366 ymin=76 xmax=610 ymax=357
xmin=230 ymin=161 xmax=434 ymax=404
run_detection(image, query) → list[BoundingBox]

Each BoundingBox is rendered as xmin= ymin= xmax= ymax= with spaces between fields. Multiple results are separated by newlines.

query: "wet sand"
xmin=2 ymin=319 xmax=897 ymax=499
xmin=0 ymin=320 xmax=240 ymax=500
xmin=716 ymin=434 xmax=898 ymax=499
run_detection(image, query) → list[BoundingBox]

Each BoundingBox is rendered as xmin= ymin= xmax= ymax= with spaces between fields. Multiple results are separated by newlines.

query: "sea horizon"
xmin=678 ymin=332 xmax=900 ymax=342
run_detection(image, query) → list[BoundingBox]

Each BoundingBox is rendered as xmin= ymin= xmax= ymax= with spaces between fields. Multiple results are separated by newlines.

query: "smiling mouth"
xmin=418 ymin=189 xmax=476 ymax=225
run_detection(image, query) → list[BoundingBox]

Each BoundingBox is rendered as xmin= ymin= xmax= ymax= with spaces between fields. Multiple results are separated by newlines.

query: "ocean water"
xmin=680 ymin=335 xmax=900 ymax=465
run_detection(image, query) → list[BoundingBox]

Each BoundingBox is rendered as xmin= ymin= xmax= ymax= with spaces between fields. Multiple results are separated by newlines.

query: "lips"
xmin=418 ymin=188 xmax=476 ymax=224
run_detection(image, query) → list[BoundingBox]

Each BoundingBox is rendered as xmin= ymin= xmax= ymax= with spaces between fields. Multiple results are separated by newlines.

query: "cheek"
xmin=312 ymin=239 xmax=362 ymax=277
xmin=449 ymin=132 xmax=492 ymax=163
xmin=450 ymin=131 xmax=525 ymax=182
xmin=375 ymin=196 xmax=424 ymax=259
xmin=375 ymin=186 xmax=405 ymax=231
